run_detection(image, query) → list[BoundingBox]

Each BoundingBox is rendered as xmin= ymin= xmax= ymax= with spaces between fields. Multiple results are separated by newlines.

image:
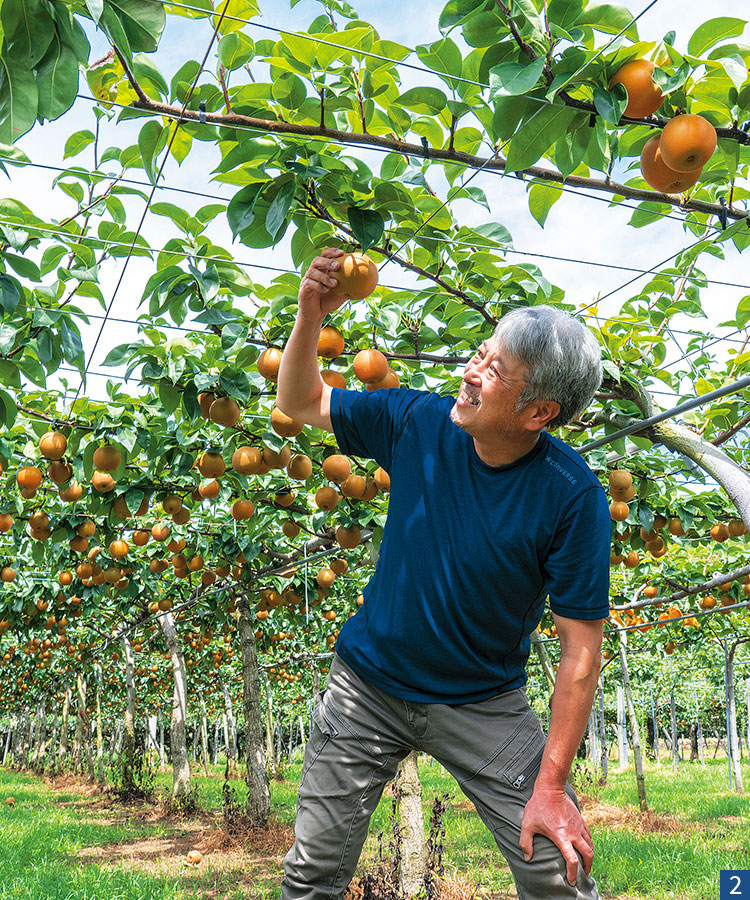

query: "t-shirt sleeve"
xmin=543 ymin=485 xmax=611 ymax=620
xmin=329 ymin=387 xmax=423 ymax=470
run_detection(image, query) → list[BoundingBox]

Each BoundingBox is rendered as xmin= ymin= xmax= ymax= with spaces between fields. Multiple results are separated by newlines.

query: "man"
xmin=276 ymin=247 xmax=610 ymax=900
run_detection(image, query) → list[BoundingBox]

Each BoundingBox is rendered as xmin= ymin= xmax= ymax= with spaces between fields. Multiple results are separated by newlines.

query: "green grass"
xmin=1 ymin=757 xmax=749 ymax=900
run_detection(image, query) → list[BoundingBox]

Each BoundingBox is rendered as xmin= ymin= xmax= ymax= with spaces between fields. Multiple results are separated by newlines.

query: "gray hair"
xmin=490 ymin=306 xmax=602 ymax=430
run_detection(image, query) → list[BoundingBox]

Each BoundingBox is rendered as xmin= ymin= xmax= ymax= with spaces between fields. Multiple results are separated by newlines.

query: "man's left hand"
xmin=519 ymin=785 xmax=594 ymax=885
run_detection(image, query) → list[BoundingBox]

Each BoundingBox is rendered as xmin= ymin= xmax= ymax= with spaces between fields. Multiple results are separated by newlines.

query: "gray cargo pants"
xmin=282 ymin=655 xmax=599 ymax=900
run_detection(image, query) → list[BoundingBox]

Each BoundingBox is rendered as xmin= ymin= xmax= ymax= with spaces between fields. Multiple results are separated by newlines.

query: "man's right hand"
xmin=299 ymin=248 xmax=347 ymax=320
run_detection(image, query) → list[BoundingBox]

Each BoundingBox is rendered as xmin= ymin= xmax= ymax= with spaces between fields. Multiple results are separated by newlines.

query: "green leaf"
xmin=415 ymin=37 xmax=464 ymax=80
xmin=35 ymin=35 xmax=80 ymax=123
xmin=138 ymin=119 xmax=166 ymax=184
xmin=106 ymin=0 xmax=166 ymax=53
xmin=575 ymin=2 xmax=638 ymax=40
xmin=218 ymin=32 xmax=255 ymax=70
xmin=396 ymin=86 xmax=447 ymax=114
xmin=60 ymin=321 xmax=83 ymax=365
xmin=592 ymin=84 xmax=627 ymax=124
xmin=102 ymin=342 xmax=139 ymax=367
xmin=63 ymin=129 xmax=95 ymax=159
xmin=212 ymin=0 xmax=260 ymax=35
xmin=0 ymin=323 xmax=16 ymax=354
xmin=651 ymin=63 xmax=689 ymax=95
xmin=4 ymin=252 xmax=40 ymax=281
xmin=473 ymin=222 xmax=513 ymax=246
xmin=84 ymin=0 xmax=104 ymax=24
xmin=735 ymin=296 xmax=750 ymax=329
xmin=0 ymin=274 xmax=21 ymax=314
xmin=554 ymin=119 xmax=589 ymax=177
xmin=687 ymin=17 xmax=746 ymax=58
xmin=219 ymin=368 xmax=251 ymax=404
xmin=505 ymin=104 xmax=579 ymax=171
xmin=132 ymin=52 xmax=169 ymax=98
xmin=99 ymin=5 xmax=132 ymax=62
xmin=52 ymin=4 xmax=91 ymax=65
xmin=158 ymin=380 xmax=180 ymax=414
xmin=438 ymin=0 xmax=486 ymax=34
xmin=547 ymin=0 xmax=584 ymax=30
xmin=491 ymin=95 xmax=532 ymax=142
xmin=221 ymin=322 xmax=248 ymax=356
xmin=347 ymin=207 xmax=384 ymax=253
xmin=0 ymin=0 xmax=55 ymax=68
xmin=0 ymin=389 xmax=17 ymax=428
xmin=265 ymin=177 xmax=295 ymax=241
xmin=528 ymin=182 xmax=562 ymax=227
xmin=488 ymin=57 xmax=546 ymax=98
xmin=227 ymin=182 xmax=264 ymax=239
xmin=0 ymin=55 xmax=38 ymax=144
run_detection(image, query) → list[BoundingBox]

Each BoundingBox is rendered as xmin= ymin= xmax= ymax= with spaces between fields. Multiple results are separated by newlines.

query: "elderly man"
xmin=276 ymin=248 xmax=610 ymax=900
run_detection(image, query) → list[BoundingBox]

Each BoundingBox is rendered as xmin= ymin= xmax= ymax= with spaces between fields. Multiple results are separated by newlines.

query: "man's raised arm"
xmin=276 ymin=248 xmax=346 ymax=432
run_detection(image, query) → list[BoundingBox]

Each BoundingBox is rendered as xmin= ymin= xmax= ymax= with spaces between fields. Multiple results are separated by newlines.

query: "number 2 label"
xmin=722 ymin=871 xmax=750 ymax=899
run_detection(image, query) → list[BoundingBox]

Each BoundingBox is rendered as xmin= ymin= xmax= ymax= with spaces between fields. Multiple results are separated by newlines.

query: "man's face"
xmin=449 ymin=340 xmax=530 ymax=439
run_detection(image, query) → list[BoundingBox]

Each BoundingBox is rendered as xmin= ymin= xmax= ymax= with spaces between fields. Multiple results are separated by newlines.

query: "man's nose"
xmin=464 ymin=361 xmax=481 ymax=384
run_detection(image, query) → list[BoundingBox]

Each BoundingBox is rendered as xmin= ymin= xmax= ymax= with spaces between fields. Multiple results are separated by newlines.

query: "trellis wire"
xmin=72 ymin=5 xmax=231 ymax=402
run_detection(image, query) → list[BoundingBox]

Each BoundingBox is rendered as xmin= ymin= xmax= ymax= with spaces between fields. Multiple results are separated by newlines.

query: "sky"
xmin=7 ymin=0 xmax=749 ymax=406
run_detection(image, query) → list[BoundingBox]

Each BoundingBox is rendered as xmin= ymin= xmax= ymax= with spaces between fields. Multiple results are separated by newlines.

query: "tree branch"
xmin=127 ymin=96 xmax=750 ymax=221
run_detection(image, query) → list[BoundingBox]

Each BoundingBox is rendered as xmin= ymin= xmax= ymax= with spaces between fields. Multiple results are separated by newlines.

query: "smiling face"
xmin=450 ymin=340 xmax=561 ymax=465
xmin=450 ymin=340 xmax=529 ymax=438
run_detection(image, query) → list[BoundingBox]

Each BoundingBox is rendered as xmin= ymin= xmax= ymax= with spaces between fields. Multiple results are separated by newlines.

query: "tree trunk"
xmin=95 ymin=665 xmax=105 ymax=787
xmin=238 ymin=592 xmax=271 ymax=825
xmin=670 ymin=693 xmax=679 ymax=773
xmin=78 ymin=674 xmax=96 ymax=781
xmin=597 ymin=684 xmax=607 ymax=782
xmin=48 ymin=712 xmax=58 ymax=777
xmin=654 ymin=420 xmax=750 ymax=528
xmin=31 ymin=700 xmax=46 ymax=773
xmin=725 ymin=641 xmax=744 ymax=794
xmin=222 ymin=684 xmax=238 ymax=776
xmin=690 ymin=725 xmax=699 ymax=762
xmin=530 ymin=629 xmax=556 ymax=693
xmin=160 ymin=611 xmax=191 ymax=802
xmin=122 ymin=635 xmax=137 ymax=791
xmin=395 ymin=751 xmax=427 ymax=896
xmin=59 ymin=683 xmax=71 ymax=768
xmin=72 ymin=681 xmax=83 ymax=774
xmin=2 ymin=717 xmax=13 ymax=766
xmin=199 ymin=692 xmax=210 ymax=775
xmin=618 ymin=629 xmax=648 ymax=811
xmin=616 ymin=684 xmax=628 ymax=771
xmin=260 ymin=670 xmax=278 ymax=778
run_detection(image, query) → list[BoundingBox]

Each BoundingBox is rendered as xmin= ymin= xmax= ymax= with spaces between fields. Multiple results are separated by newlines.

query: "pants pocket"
xmin=500 ymin=735 xmax=545 ymax=790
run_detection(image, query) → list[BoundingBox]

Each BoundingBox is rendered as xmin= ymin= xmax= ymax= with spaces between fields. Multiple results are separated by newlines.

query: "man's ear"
xmin=524 ymin=400 xmax=560 ymax=431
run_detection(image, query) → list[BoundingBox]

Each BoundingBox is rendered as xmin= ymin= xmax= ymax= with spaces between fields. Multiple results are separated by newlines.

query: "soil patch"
xmin=578 ymin=795 xmax=696 ymax=835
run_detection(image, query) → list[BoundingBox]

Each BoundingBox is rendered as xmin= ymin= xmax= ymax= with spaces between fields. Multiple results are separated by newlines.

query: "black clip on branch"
xmin=199 ymin=100 xmax=207 ymax=125
xmin=719 ymin=196 xmax=728 ymax=231
xmin=421 ymin=137 xmax=430 ymax=159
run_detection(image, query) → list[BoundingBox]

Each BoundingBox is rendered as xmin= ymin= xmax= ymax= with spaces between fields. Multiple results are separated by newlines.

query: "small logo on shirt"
xmin=544 ymin=455 xmax=578 ymax=485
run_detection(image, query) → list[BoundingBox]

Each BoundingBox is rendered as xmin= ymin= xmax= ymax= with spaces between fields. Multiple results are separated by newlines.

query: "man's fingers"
xmin=305 ymin=268 xmax=338 ymax=289
xmin=560 ymin=844 xmax=579 ymax=885
xmin=518 ymin=823 xmax=533 ymax=862
xmin=320 ymin=247 xmax=343 ymax=258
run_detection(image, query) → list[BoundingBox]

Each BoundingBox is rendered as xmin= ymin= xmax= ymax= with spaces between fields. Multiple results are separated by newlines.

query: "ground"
xmin=1 ymin=758 xmax=748 ymax=900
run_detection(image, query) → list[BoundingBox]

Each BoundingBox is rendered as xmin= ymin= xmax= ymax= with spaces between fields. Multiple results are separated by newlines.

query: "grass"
xmin=1 ymin=756 xmax=749 ymax=900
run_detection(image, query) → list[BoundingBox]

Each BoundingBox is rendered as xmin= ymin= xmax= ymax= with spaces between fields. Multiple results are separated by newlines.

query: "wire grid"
xmin=12 ymin=0 xmax=748 ymax=428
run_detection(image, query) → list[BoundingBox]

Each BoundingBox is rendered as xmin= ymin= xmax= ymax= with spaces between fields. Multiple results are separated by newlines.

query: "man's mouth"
xmin=458 ymin=385 xmax=480 ymax=407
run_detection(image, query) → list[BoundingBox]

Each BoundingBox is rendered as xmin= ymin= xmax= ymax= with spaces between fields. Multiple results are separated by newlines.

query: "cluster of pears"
xmin=608 ymin=58 xmax=717 ymax=194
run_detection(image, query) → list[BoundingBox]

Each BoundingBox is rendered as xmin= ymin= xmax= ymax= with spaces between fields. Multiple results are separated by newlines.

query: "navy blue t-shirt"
xmin=330 ymin=387 xmax=611 ymax=704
